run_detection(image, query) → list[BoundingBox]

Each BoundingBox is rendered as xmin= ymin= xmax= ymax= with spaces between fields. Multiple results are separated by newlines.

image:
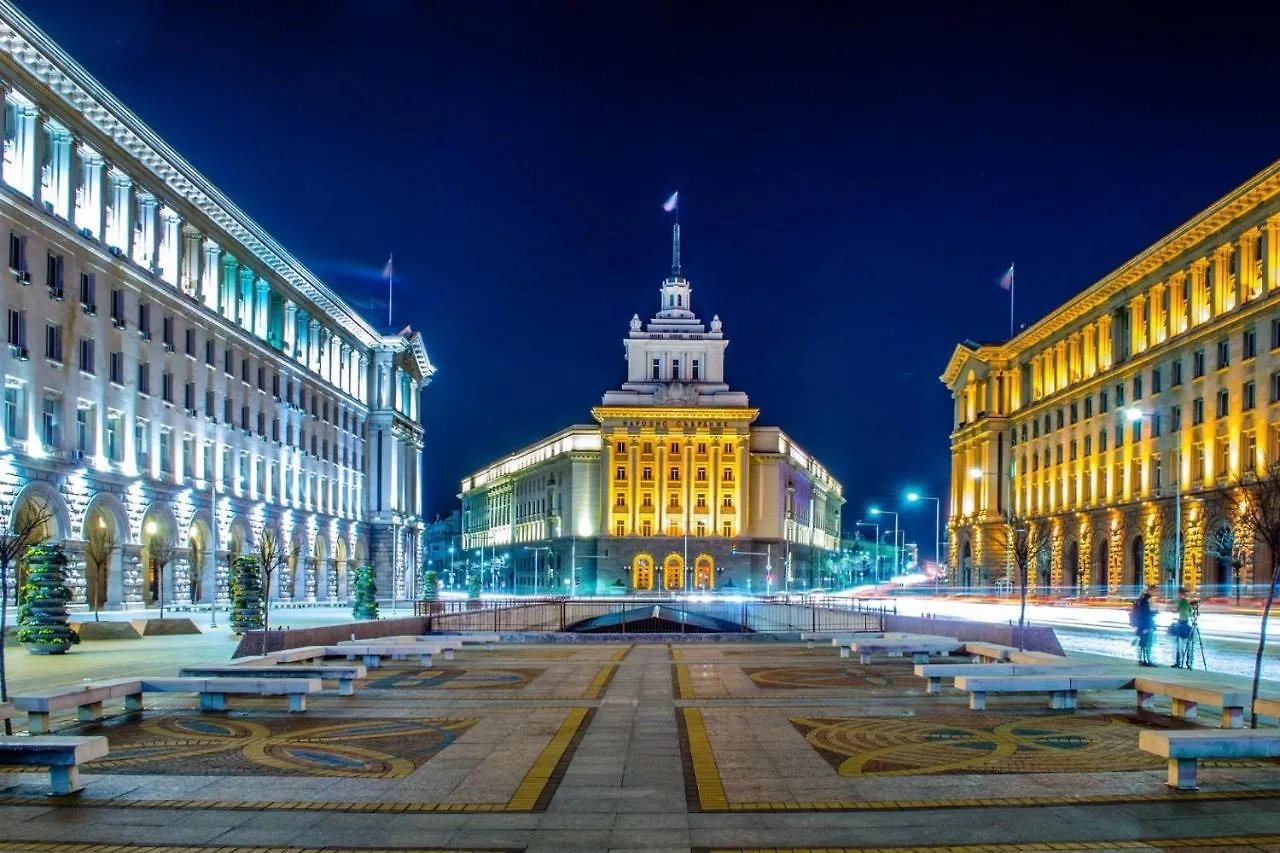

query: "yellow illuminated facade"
xmin=943 ymin=158 xmax=1280 ymax=596
xmin=461 ymin=225 xmax=843 ymax=594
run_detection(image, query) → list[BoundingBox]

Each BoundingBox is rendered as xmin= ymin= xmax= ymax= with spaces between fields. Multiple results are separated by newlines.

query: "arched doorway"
xmin=82 ymin=501 xmax=124 ymax=610
xmin=186 ymin=522 xmax=209 ymax=605
xmin=694 ymin=554 xmax=714 ymax=590
xmin=959 ymin=539 xmax=973 ymax=588
xmin=631 ymin=553 xmax=654 ymax=591
xmin=10 ymin=488 xmax=65 ymax=605
xmin=662 ymin=553 xmax=683 ymax=591
xmin=1065 ymin=540 xmax=1080 ymax=593
xmin=1202 ymin=518 xmax=1232 ymax=595
xmin=1128 ymin=535 xmax=1144 ymax=590
xmin=140 ymin=504 xmax=178 ymax=607
xmin=333 ymin=538 xmax=348 ymax=603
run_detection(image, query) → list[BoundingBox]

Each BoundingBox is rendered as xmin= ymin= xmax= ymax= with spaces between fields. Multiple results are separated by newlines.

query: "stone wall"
xmin=232 ymin=614 xmax=429 ymax=657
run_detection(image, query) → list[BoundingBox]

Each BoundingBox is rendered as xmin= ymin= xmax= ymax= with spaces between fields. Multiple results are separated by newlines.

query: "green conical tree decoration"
xmin=229 ymin=554 xmax=264 ymax=633
xmin=16 ymin=543 xmax=79 ymax=654
xmin=421 ymin=569 xmax=439 ymax=602
xmin=467 ymin=572 xmax=481 ymax=600
xmin=352 ymin=564 xmax=378 ymax=620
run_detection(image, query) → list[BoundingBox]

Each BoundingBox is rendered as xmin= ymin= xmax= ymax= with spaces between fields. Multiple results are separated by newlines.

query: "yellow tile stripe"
xmin=610 ymin=644 xmax=634 ymax=662
xmin=682 ymin=707 xmax=727 ymax=810
xmin=505 ymin=706 xmax=591 ymax=811
xmin=675 ymin=663 xmax=694 ymax=699
xmin=700 ymin=835 xmax=1280 ymax=853
xmin=581 ymin=663 xmax=617 ymax=699
xmin=670 ymin=644 xmax=684 ymax=662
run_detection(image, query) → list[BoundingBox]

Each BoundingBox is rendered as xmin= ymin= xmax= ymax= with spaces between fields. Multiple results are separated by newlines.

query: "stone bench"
xmin=1008 ymin=650 xmax=1074 ymax=665
xmin=0 ymin=701 xmax=15 ymax=723
xmin=179 ymin=664 xmax=366 ymax=696
xmin=338 ymin=637 xmax=458 ymax=660
xmin=954 ymin=674 xmax=1135 ymax=710
xmin=14 ymin=677 xmax=322 ymax=732
xmin=323 ymin=644 xmax=438 ymax=668
xmin=1251 ymin=696 xmax=1280 ymax=723
xmin=963 ymin=642 xmax=1019 ymax=663
xmin=428 ymin=633 xmax=500 ymax=650
xmin=1134 ymin=677 xmax=1249 ymax=729
xmin=799 ymin=631 xmax=889 ymax=648
xmin=845 ymin=636 xmax=961 ymax=664
xmin=913 ymin=662 xmax=1108 ymax=694
xmin=1139 ymin=729 xmax=1280 ymax=789
xmin=0 ymin=735 xmax=108 ymax=794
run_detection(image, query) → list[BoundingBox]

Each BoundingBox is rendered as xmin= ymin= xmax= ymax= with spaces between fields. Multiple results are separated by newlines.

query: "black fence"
xmin=417 ymin=596 xmax=888 ymax=634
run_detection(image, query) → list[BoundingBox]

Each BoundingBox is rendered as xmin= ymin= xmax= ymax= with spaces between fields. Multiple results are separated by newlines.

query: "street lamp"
xmin=524 ymin=546 xmax=551 ymax=597
xmin=906 ymin=491 xmax=942 ymax=590
xmin=869 ymin=507 xmax=900 ymax=579
xmin=851 ymin=520 xmax=879 ymax=582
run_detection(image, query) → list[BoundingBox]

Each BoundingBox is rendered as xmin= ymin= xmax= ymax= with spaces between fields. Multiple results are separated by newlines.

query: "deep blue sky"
xmin=20 ymin=1 xmax=1280 ymax=540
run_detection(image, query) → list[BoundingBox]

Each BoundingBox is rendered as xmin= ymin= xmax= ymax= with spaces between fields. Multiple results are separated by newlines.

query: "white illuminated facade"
xmin=460 ymin=226 xmax=842 ymax=594
xmin=0 ymin=2 xmax=434 ymax=608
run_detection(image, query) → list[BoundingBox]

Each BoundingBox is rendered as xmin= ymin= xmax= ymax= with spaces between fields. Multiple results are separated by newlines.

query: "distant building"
xmin=422 ymin=512 xmax=462 ymax=588
xmin=460 ymin=224 xmax=843 ymax=594
xmin=0 ymin=3 xmax=434 ymax=608
xmin=943 ymin=158 xmax=1280 ymax=595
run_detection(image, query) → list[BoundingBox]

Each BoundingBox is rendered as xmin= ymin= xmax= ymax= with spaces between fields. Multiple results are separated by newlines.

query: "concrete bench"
xmin=914 ymin=662 xmax=1108 ymax=694
xmin=1134 ymin=677 xmax=1248 ymax=728
xmin=799 ymin=631 xmax=888 ymax=648
xmin=1008 ymin=650 xmax=1074 ymax=665
xmin=0 ymin=736 xmax=108 ymax=794
xmin=1139 ymin=729 xmax=1280 ymax=789
xmin=846 ymin=636 xmax=961 ymax=664
xmin=1251 ymin=696 xmax=1280 ymax=723
xmin=179 ymin=664 xmax=366 ymax=696
xmin=963 ymin=642 xmax=1019 ymax=663
xmin=14 ymin=677 xmax=321 ymax=732
xmin=955 ymin=674 xmax=1135 ymax=710
xmin=338 ymin=637 xmax=459 ymax=660
xmin=0 ymin=701 xmax=15 ymax=723
xmin=323 ymin=644 xmax=438 ymax=668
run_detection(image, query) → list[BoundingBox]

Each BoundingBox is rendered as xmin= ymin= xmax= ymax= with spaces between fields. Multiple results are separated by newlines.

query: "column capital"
xmin=285 ymin=299 xmax=298 ymax=315
xmin=255 ymin=278 xmax=270 ymax=293
xmin=310 ymin=317 xmax=321 ymax=331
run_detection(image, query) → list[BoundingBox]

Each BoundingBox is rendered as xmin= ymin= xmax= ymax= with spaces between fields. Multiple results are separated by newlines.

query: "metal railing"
xmin=894 ymin=582 xmax=1276 ymax=605
xmin=417 ymin=596 xmax=888 ymax=634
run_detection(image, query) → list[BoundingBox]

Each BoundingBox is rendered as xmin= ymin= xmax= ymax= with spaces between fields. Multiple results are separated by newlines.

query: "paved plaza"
xmin=2 ymin=636 xmax=1280 ymax=852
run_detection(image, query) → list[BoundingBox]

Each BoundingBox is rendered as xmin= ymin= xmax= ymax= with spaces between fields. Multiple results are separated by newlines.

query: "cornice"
xmin=993 ymin=159 xmax=1280 ymax=361
xmin=0 ymin=1 xmax=383 ymax=348
xmin=591 ymin=406 xmax=760 ymax=423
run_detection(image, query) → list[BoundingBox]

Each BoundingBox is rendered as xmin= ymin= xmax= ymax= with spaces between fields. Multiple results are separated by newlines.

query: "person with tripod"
xmin=1170 ymin=587 xmax=1193 ymax=669
xmin=1131 ymin=584 xmax=1158 ymax=667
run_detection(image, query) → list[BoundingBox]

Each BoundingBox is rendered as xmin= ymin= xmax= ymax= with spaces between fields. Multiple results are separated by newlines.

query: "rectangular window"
xmin=1151 ymin=367 xmax=1162 ymax=394
xmin=109 ymin=351 xmax=123 ymax=384
xmin=2 ymin=384 xmax=25 ymax=440
xmin=1216 ymin=440 xmax=1230 ymax=480
xmin=40 ymin=395 xmax=60 ymax=449
xmin=1192 ymin=396 xmax=1204 ymax=425
xmin=1084 ymin=435 xmax=1092 ymax=456
xmin=1100 ymin=430 xmax=1108 ymax=452
xmin=615 ymin=465 xmax=626 ymax=481
xmin=642 ymin=466 xmax=652 ymax=481
xmin=1217 ymin=388 xmax=1230 ymax=418
xmin=1099 ymin=390 xmax=1109 ymax=413
xmin=185 ymin=327 xmax=196 ymax=357
xmin=106 ymin=412 xmax=121 ymax=462
xmin=161 ymin=371 xmax=174 ymax=404
xmin=669 ymin=466 xmax=679 ymax=481
xmin=137 ymin=362 xmax=151 ymax=395
xmin=1244 ymin=381 xmax=1256 ymax=411
xmin=1056 ymin=408 xmax=1064 ymax=429
xmin=159 ymin=429 xmax=172 ymax=475
xmin=204 ymin=389 xmax=215 ymax=419
xmin=241 ymin=405 xmax=250 ymax=431
xmin=1244 ymin=327 xmax=1257 ymax=360
xmin=1272 ymin=318 xmax=1280 ymax=351
xmin=651 ymin=358 xmax=660 ymax=380
xmin=1171 ymin=405 xmax=1182 ymax=432
xmin=1083 ymin=397 xmax=1093 ymax=419
xmin=1152 ymin=413 xmax=1162 ymax=437
xmin=272 ymin=417 xmax=280 ymax=442
xmin=1115 ymin=424 xmax=1124 ymax=447
xmin=1131 ymin=421 xmax=1141 ymax=443
xmin=672 ymin=358 xmax=680 ymax=380
xmin=615 ymin=441 xmax=625 ymax=454
xmin=138 ymin=302 xmax=151 ymax=338
xmin=79 ymin=272 xmax=95 ymax=312
xmin=722 ymin=468 xmax=733 ymax=481
xmin=162 ymin=316 xmax=174 ymax=351
xmin=257 ymin=411 xmax=266 ymax=436
xmin=1133 ymin=375 xmax=1143 ymax=400
xmin=78 ymin=337 xmax=94 ymax=374
xmin=184 ymin=381 xmax=195 ymax=411
xmin=110 ymin=288 xmax=125 ymax=327
xmin=257 ymin=366 xmax=265 ymax=391
xmin=45 ymin=252 xmax=63 ymax=299
xmin=1272 ymin=372 xmax=1280 ymax=404
xmin=241 ymin=358 xmax=249 ymax=383
xmin=1172 ymin=358 xmax=1183 ymax=386
xmin=224 ymin=348 xmax=233 ymax=375
xmin=8 ymin=231 xmax=26 ymax=271
xmin=692 ymin=359 xmax=700 ymax=380
xmin=1115 ymin=383 xmax=1125 ymax=407
xmin=205 ymin=339 xmax=215 ymax=366
xmin=1193 ymin=348 xmax=1205 ymax=377
xmin=6 ymin=308 xmax=25 ymax=350
xmin=44 ymin=323 xmax=62 ymax=362
xmin=1069 ymin=402 xmax=1078 ymax=424
xmin=272 ymin=373 xmax=281 ymax=398
xmin=1217 ymin=338 xmax=1230 ymax=369
xmin=1244 ymin=431 xmax=1258 ymax=471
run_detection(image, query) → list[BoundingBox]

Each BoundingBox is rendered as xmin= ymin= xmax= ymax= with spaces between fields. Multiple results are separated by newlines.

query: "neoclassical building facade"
xmin=460 ymin=225 xmax=843 ymax=594
xmin=0 ymin=3 xmax=434 ymax=609
xmin=943 ymin=157 xmax=1280 ymax=596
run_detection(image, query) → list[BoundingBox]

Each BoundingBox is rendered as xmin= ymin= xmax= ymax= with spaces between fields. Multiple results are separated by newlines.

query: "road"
xmin=884 ymin=594 xmax=1280 ymax=681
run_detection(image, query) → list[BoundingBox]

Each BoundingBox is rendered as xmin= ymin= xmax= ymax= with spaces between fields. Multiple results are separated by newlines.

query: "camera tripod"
xmin=1175 ymin=603 xmax=1207 ymax=670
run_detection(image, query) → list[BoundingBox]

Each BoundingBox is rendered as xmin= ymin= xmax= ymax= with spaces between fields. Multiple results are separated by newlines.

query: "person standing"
xmin=1131 ymin=584 xmax=1158 ymax=667
xmin=1171 ymin=587 xmax=1193 ymax=669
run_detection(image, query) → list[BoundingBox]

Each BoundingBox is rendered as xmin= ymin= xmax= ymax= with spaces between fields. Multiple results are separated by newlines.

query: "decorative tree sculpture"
xmin=352 ymin=564 xmax=379 ymax=620
xmin=16 ymin=543 xmax=79 ymax=655
xmin=0 ymin=501 xmax=53 ymax=733
xmin=229 ymin=554 xmax=264 ymax=633
xmin=421 ymin=568 xmax=439 ymax=601
xmin=467 ymin=571 xmax=482 ymax=601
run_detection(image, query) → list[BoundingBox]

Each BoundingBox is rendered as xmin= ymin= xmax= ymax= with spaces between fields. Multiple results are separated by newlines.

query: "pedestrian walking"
xmin=1169 ymin=587 xmax=1193 ymax=669
xmin=1130 ymin=584 xmax=1158 ymax=667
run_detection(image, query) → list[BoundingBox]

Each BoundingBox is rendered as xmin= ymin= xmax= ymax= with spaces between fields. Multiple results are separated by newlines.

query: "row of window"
xmin=614 ymin=520 xmax=734 ymax=537
xmin=613 ymin=440 xmax=733 ymax=456
xmin=649 ymin=357 xmax=702 ymax=382
xmin=613 ymin=465 xmax=735 ymax=482
xmin=1014 ymin=321 xmax=1280 ymax=445
xmin=615 ymin=492 xmax=734 ymax=510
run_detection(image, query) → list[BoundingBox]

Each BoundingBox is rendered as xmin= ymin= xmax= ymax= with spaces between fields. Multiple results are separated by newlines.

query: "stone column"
xmin=358 ymin=355 xmax=369 ymax=403
xmin=277 ymin=556 xmax=293 ymax=602
xmin=181 ymin=225 xmax=202 ymax=298
xmin=122 ymin=547 xmax=145 ymax=607
xmin=171 ymin=556 xmax=191 ymax=605
xmin=158 ymin=206 xmax=181 ymax=285
xmin=75 ymin=145 xmax=105 ymax=239
xmin=238 ymin=266 xmax=255 ymax=332
xmin=132 ymin=190 xmax=157 ymax=269
xmin=309 ymin=319 xmax=321 ymax=374
xmin=327 ymin=559 xmax=339 ymax=604
xmin=64 ymin=542 xmax=87 ymax=606
xmin=283 ymin=300 xmax=297 ymax=357
xmin=306 ymin=558 xmax=318 ymax=602
xmin=106 ymin=168 xmax=132 ymax=255
xmin=254 ymin=278 xmax=270 ymax=339
xmin=45 ymin=126 xmax=73 ymax=220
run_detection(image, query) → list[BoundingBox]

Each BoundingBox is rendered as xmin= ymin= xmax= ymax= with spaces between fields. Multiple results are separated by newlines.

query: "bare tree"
xmin=255 ymin=528 xmax=298 ymax=654
xmin=83 ymin=522 xmax=117 ymax=622
xmin=989 ymin=514 xmax=1050 ymax=650
xmin=0 ymin=501 xmax=54 ymax=735
xmin=1230 ymin=462 xmax=1280 ymax=728
xmin=1202 ymin=518 xmax=1246 ymax=605
xmin=146 ymin=535 xmax=180 ymax=621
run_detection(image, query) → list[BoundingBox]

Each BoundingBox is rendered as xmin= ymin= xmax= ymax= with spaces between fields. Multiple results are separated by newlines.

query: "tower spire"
xmin=671 ymin=222 xmax=681 ymax=276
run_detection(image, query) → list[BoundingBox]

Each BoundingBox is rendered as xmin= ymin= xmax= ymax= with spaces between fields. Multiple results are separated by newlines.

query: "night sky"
xmin=19 ymin=1 xmax=1280 ymax=543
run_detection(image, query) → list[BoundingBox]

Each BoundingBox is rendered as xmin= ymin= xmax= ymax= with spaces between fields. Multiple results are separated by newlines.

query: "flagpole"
xmin=387 ymin=253 xmax=393 ymax=329
xmin=1009 ymin=263 xmax=1015 ymax=339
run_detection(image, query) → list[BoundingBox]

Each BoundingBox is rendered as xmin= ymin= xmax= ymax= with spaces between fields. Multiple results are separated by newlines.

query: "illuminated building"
xmin=943 ymin=158 xmax=1280 ymax=595
xmin=460 ymin=224 xmax=843 ymax=594
xmin=0 ymin=2 xmax=434 ymax=608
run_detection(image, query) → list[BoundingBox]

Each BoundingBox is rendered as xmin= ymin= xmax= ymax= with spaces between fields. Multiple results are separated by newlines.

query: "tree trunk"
xmin=1249 ymin=566 xmax=1278 ymax=729
xmin=1018 ymin=574 xmax=1028 ymax=651
xmin=261 ymin=570 xmax=272 ymax=656
xmin=0 ymin=557 xmax=11 ymax=736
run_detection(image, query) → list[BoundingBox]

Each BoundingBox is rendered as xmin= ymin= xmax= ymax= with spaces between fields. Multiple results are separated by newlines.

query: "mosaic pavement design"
xmin=365 ymin=666 xmax=545 ymax=691
xmin=745 ymin=664 xmax=920 ymax=690
xmin=695 ymin=836 xmax=1280 ymax=853
xmin=67 ymin=713 xmax=478 ymax=778
xmin=790 ymin=712 xmax=1179 ymax=776
xmin=5 ymin=847 xmax=518 ymax=853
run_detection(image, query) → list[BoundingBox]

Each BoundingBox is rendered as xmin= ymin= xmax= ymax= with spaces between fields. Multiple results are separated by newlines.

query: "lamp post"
xmin=524 ymin=546 xmax=552 ymax=597
xmin=906 ymin=491 xmax=942 ymax=591
xmin=869 ymin=508 xmax=900 ymax=580
xmin=731 ymin=544 xmax=773 ymax=595
xmin=1125 ymin=406 xmax=1182 ymax=592
xmin=851 ymin=520 xmax=879 ymax=583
